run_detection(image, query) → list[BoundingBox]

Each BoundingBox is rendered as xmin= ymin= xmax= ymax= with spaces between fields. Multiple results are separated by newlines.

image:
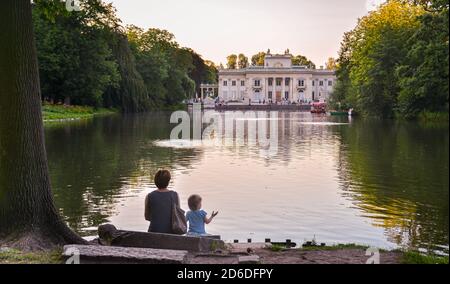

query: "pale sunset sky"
xmin=105 ymin=0 xmax=385 ymax=67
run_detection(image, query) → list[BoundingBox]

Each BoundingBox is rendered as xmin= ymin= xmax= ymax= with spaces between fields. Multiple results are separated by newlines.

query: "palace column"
xmin=282 ymin=77 xmax=286 ymax=101
xmin=272 ymin=77 xmax=276 ymax=102
xmin=264 ymin=78 xmax=267 ymax=101
xmin=291 ymin=77 xmax=294 ymax=102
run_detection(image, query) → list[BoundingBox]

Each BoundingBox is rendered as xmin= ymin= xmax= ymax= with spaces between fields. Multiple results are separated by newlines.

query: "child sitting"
xmin=186 ymin=194 xmax=218 ymax=236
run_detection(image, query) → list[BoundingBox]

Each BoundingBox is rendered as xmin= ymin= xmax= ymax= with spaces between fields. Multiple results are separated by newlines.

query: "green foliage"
xmin=332 ymin=0 xmax=449 ymax=119
xmin=292 ymin=55 xmax=316 ymax=69
xmin=226 ymin=54 xmax=237 ymax=69
xmin=126 ymin=27 xmax=203 ymax=108
xmin=188 ymin=50 xmax=218 ymax=94
xmin=251 ymin=52 xmax=266 ymax=66
xmin=248 ymin=51 xmax=315 ymax=68
xmin=325 ymin=57 xmax=337 ymax=70
xmin=104 ymin=33 xmax=151 ymax=112
xmin=32 ymin=0 xmax=214 ymax=112
xmin=397 ymin=1 xmax=449 ymax=118
xmin=238 ymin=54 xmax=249 ymax=69
xmin=33 ymin=0 xmax=120 ymax=107
xmin=402 ymin=251 xmax=449 ymax=264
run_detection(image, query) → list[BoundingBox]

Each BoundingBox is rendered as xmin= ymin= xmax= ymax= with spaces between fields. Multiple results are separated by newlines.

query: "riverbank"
xmin=42 ymin=104 xmax=118 ymax=122
xmin=1 ymin=244 xmax=447 ymax=264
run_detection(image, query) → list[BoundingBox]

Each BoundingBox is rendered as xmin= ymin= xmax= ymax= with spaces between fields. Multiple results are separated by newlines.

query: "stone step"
xmin=63 ymin=245 xmax=188 ymax=264
xmin=98 ymin=224 xmax=225 ymax=252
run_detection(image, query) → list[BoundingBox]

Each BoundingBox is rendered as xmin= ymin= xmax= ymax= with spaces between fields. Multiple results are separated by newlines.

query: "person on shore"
xmin=186 ymin=194 xmax=218 ymax=236
xmin=145 ymin=170 xmax=181 ymax=234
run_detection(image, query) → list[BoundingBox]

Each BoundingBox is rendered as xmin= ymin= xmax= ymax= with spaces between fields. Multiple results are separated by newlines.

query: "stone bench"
xmin=98 ymin=224 xmax=225 ymax=253
xmin=63 ymin=245 xmax=188 ymax=264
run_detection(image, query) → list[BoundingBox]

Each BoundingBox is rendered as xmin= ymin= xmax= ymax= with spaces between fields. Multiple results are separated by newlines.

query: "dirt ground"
xmin=187 ymin=244 xmax=402 ymax=264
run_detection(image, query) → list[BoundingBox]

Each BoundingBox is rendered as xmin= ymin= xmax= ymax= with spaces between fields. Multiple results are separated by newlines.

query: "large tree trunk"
xmin=0 ymin=0 xmax=86 ymax=250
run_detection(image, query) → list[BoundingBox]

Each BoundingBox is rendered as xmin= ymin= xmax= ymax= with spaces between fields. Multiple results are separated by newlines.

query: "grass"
xmin=401 ymin=251 xmax=449 ymax=264
xmin=42 ymin=104 xmax=118 ymax=121
xmin=267 ymin=244 xmax=286 ymax=252
xmin=299 ymin=243 xmax=370 ymax=251
xmin=0 ymin=248 xmax=63 ymax=264
xmin=160 ymin=103 xmax=187 ymax=111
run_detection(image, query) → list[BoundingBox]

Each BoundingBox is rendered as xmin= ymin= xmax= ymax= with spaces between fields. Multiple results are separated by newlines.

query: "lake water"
xmin=45 ymin=111 xmax=449 ymax=253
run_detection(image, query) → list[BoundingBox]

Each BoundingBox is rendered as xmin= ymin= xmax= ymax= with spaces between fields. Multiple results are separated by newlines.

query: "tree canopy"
xmin=330 ymin=0 xmax=449 ymax=118
xmin=226 ymin=54 xmax=237 ymax=69
xmin=291 ymin=55 xmax=316 ymax=69
xmin=238 ymin=54 xmax=249 ymax=69
xmin=32 ymin=0 xmax=217 ymax=111
xmin=227 ymin=51 xmax=316 ymax=69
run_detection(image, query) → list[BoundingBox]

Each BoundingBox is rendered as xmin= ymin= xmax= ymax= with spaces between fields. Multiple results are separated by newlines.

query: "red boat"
xmin=311 ymin=102 xmax=327 ymax=114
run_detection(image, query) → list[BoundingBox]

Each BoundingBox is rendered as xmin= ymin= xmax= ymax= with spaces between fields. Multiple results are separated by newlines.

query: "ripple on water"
xmin=153 ymin=139 xmax=205 ymax=149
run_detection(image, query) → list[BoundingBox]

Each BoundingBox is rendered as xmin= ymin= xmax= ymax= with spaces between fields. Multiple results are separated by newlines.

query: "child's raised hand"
xmin=212 ymin=211 xmax=219 ymax=218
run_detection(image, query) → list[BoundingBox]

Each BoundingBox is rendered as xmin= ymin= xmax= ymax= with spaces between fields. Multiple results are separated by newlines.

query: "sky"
xmin=105 ymin=0 xmax=385 ymax=67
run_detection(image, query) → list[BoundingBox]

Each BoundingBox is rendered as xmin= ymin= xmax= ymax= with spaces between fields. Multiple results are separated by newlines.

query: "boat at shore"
xmin=329 ymin=108 xmax=358 ymax=116
xmin=311 ymin=102 xmax=327 ymax=114
xmin=329 ymin=111 xmax=348 ymax=116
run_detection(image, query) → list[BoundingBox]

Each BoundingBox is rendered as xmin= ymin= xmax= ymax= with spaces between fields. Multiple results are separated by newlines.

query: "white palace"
xmin=218 ymin=52 xmax=336 ymax=104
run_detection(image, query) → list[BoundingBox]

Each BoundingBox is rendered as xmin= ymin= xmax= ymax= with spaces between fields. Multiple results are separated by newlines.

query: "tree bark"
xmin=0 ymin=0 xmax=86 ymax=250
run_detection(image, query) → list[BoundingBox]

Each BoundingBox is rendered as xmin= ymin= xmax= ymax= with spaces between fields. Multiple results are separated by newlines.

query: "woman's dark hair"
xmin=154 ymin=170 xmax=171 ymax=189
xmin=188 ymin=194 xmax=202 ymax=211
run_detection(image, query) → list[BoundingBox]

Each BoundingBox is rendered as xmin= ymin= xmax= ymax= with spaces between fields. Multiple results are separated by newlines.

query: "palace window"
xmin=223 ymin=81 xmax=228 ymax=86
xmin=328 ymin=80 xmax=333 ymax=86
xmin=232 ymin=81 xmax=236 ymax=86
xmin=285 ymin=91 xmax=289 ymax=99
xmin=285 ymin=78 xmax=290 ymax=86
xmin=298 ymin=80 xmax=305 ymax=87
xmin=319 ymin=81 xmax=324 ymax=86
xmin=241 ymin=80 xmax=245 ymax=86
xmin=268 ymin=91 xmax=273 ymax=99
xmin=276 ymin=78 xmax=282 ymax=86
xmin=312 ymin=80 xmax=315 ymax=86
xmin=254 ymin=80 xmax=261 ymax=87
xmin=268 ymin=78 xmax=273 ymax=86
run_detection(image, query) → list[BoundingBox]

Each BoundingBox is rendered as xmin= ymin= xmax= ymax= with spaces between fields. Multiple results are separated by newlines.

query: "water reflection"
xmin=337 ymin=120 xmax=449 ymax=252
xmin=46 ymin=113 xmax=201 ymax=234
xmin=44 ymin=112 xmax=449 ymax=253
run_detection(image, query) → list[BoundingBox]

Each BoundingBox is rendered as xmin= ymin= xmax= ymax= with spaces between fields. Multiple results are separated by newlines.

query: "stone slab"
xmin=63 ymin=245 xmax=187 ymax=264
xmin=98 ymin=224 xmax=225 ymax=252
xmin=238 ymin=255 xmax=261 ymax=264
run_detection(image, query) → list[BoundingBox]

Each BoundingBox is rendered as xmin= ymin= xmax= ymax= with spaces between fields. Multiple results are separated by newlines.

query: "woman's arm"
xmin=144 ymin=195 xmax=151 ymax=221
xmin=174 ymin=192 xmax=181 ymax=207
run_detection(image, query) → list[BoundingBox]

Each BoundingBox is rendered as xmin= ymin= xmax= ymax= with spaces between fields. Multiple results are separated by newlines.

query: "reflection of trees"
xmin=45 ymin=112 xmax=200 ymax=235
xmin=336 ymin=119 xmax=449 ymax=252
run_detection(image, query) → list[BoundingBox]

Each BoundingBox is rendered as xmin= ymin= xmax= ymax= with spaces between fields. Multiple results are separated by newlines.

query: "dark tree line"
xmin=33 ymin=0 xmax=218 ymax=112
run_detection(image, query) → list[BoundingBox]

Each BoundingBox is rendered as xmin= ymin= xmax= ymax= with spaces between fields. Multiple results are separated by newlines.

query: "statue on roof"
xmin=267 ymin=49 xmax=271 ymax=55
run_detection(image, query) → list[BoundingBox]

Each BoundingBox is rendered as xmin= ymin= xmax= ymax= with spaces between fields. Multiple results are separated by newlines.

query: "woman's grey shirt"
xmin=145 ymin=190 xmax=180 ymax=234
